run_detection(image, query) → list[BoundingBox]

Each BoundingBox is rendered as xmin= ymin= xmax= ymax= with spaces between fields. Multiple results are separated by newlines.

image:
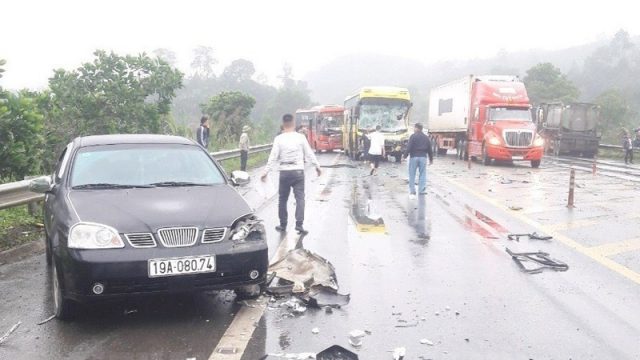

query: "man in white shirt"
xmin=239 ymin=125 xmax=250 ymax=171
xmin=261 ymin=114 xmax=322 ymax=235
xmin=367 ymin=125 xmax=385 ymax=175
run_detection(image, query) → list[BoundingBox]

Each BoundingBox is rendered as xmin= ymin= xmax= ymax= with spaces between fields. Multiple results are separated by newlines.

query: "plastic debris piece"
xmin=317 ymin=345 xmax=359 ymax=360
xmin=37 ymin=314 xmax=56 ymax=325
xmin=0 ymin=321 xmax=21 ymax=345
xmin=217 ymin=346 xmax=238 ymax=354
xmin=349 ymin=329 xmax=366 ymax=347
xmin=445 ymin=306 xmax=451 ymax=311
xmin=420 ymin=339 xmax=434 ymax=346
xmin=124 ymin=309 xmax=138 ymax=315
xmin=392 ymin=347 xmax=406 ymax=359
xmin=312 ymin=328 xmax=320 ymax=334
xmin=509 ymin=206 xmax=523 ymax=211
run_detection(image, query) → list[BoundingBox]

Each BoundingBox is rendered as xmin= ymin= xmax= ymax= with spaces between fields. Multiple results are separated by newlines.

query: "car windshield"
xmin=359 ymin=100 xmax=409 ymax=132
xmin=319 ymin=112 xmax=343 ymax=131
xmin=488 ymin=107 xmax=532 ymax=121
xmin=70 ymin=144 xmax=225 ymax=188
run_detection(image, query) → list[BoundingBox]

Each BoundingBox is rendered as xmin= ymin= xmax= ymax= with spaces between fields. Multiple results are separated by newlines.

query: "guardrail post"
xmin=567 ymin=168 xmax=575 ymax=208
xmin=24 ymin=176 xmax=39 ymax=216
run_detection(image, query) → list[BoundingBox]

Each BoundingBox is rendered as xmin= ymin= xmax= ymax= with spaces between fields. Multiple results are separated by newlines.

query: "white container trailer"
xmin=427 ymin=75 xmax=472 ymax=156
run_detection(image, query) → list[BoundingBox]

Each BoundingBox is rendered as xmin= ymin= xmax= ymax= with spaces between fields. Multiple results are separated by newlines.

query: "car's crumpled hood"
xmin=68 ymin=185 xmax=252 ymax=233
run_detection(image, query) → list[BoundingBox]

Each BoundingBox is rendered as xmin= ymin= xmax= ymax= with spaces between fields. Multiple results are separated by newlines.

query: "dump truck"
xmin=535 ymin=102 xmax=600 ymax=157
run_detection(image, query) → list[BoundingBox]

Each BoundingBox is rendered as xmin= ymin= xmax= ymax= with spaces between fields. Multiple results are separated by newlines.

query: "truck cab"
xmin=467 ymin=76 xmax=544 ymax=168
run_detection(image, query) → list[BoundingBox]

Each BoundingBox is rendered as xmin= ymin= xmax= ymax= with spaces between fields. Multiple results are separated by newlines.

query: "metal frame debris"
xmin=506 ymin=248 xmax=569 ymax=274
xmin=507 ymin=232 xmax=553 ymax=241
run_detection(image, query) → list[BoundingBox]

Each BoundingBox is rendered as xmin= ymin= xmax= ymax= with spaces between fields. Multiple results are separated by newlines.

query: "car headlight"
xmin=533 ymin=137 xmax=545 ymax=147
xmin=231 ymin=216 xmax=265 ymax=242
xmin=69 ymin=222 xmax=124 ymax=249
xmin=488 ymin=136 xmax=501 ymax=146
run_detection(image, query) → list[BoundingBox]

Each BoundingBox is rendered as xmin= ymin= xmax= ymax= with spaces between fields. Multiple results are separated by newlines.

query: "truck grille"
xmin=201 ymin=228 xmax=227 ymax=243
xmin=504 ymin=131 xmax=533 ymax=147
xmin=157 ymin=227 xmax=198 ymax=248
xmin=125 ymin=233 xmax=156 ymax=248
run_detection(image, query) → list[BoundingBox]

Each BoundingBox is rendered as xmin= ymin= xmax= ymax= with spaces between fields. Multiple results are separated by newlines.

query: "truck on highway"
xmin=343 ymin=86 xmax=412 ymax=162
xmin=535 ymin=102 xmax=600 ymax=158
xmin=427 ymin=75 xmax=544 ymax=168
xmin=295 ymin=105 xmax=344 ymax=152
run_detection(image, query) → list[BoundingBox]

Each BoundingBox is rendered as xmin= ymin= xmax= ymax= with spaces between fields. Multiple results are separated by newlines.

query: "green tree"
xmin=0 ymin=59 xmax=5 ymax=79
xmin=524 ymin=62 xmax=580 ymax=105
xmin=47 ymin=50 xmax=183 ymax=135
xmin=153 ymin=48 xmax=178 ymax=67
xmin=201 ymin=91 xmax=255 ymax=147
xmin=0 ymin=90 xmax=45 ymax=179
xmin=221 ymin=59 xmax=256 ymax=84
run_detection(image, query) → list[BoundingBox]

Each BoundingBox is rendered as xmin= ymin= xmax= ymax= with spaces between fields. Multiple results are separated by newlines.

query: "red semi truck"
xmin=427 ymin=75 xmax=544 ymax=168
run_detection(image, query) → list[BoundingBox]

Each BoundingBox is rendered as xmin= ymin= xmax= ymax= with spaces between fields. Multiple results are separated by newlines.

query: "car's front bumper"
xmin=56 ymin=242 xmax=268 ymax=302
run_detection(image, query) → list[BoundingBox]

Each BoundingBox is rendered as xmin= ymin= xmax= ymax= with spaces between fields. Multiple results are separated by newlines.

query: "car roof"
xmin=74 ymin=134 xmax=195 ymax=147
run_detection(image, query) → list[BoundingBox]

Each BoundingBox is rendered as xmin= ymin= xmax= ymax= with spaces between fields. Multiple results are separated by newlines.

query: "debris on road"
xmin=506 ymin=247 xmax=569 ymax=274
xmin=508 ymin=206 xmax=523 ymax=211
xmin=508 ymin=232 xmax=553 ymax=241
xmin=124 ymin=308 xmax=138 ymax=315
xmin=392 ymin=347 xmax=406 ymax=359
xmin=395 ymin=321 xmax=418 ymax=328
xmin=216 ymin=346 xmax=238 ymax=354
xmin=311 ymin=327 xmax=320 ymax=334
xmin=349 ymin=329 xmax=367 ymax=347
xmin=262 ymin=353 xmax=315 ymax=359
xmin=317 ymin=345 xmax=359 ymax=360
xmin=36 ymin=314 xmax=56 ymax=325
xmin=420 ymin=339 xmax=434 ymax=346
xmin=0 ymin=321 xmax=22 ymax=345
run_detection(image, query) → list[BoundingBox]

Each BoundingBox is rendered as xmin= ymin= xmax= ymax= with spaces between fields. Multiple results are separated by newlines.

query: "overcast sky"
xmin=1 ymin=0 xmax=638 ymax=89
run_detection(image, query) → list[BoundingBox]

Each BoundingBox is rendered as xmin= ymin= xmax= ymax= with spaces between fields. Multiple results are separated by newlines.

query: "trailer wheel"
xmin=531 ymin=159 xmax=541 ymax=168
xmin=482 ymin=145 xmax=491 ymax=166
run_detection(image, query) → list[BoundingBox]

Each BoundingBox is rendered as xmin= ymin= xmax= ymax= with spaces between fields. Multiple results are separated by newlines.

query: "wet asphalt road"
xmin=1 ymin=153 xmax=640 ymax=359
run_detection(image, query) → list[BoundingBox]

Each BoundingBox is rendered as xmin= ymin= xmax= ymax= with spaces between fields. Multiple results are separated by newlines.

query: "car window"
xmin=70 ymin=144 xmax=226 ymax=187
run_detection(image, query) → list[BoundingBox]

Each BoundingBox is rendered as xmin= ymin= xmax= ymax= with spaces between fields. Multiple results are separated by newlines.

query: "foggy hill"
xmin=303 ymin=39 xmax=611 ymax=121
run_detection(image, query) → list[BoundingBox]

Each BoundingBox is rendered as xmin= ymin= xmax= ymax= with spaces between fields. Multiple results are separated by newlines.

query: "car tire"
xmin=531 ymin=159 xmax=541 ymax=168
xmin=235 ymin=283 xmax=264 ymax=300
xmin=482 ymin=145 xmax=491 ymax=166
xmin=52 ymin=258 xmax=76 ymax=320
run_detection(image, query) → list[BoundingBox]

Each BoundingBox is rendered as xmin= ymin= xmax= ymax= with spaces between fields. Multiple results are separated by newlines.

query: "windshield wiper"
xmin=146 ymin=181 xmax=210 ymax=187
xmin=72 ymin=183 xmax=154 ymax=189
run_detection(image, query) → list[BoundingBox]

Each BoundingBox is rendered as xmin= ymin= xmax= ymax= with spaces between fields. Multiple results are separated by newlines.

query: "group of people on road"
xmin=196 ymin=113 xmax=435 ymax=235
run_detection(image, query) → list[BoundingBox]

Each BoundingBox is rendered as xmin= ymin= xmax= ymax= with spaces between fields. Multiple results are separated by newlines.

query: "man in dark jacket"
xmin=196 ymin=116 xmax=210 ymax=149
xmin=404 ymin=123 xmax=434 ymax=197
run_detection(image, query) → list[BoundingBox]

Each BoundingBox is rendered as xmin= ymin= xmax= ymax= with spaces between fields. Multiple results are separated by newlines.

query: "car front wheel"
xmin=235 ymin=283 xmax=264 ymax=300
xmin=52 ymin=258 xmax=76 ymax=320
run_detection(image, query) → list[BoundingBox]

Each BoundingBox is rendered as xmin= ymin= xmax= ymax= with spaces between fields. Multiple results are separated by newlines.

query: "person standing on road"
xmin=261 ymin=114 xmax=322 ymax=235
xmin=404 ymin=123 xmax=434 ymax=198
xmin=360 ymin=129 xmax=371 ymax=163
xmin=196 ymin=116 xmax=210 ymax=150
xmin=623 ymin=133 xmax=634 ymax=164
xmin=239 ymin=125 xmax=251 ymax=171
xmin=368 ymin=125 xmax=385 ymax=176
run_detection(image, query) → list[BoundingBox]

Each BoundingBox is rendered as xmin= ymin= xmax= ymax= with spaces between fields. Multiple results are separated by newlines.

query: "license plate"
xmin=512 ymin=156 xmax=524 ymax=160
xmin=148 ymin=255 xmax=215 ymax=278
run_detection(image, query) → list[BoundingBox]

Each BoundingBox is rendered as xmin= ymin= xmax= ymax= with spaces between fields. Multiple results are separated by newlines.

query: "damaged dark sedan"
xmin=30 ymin=134 xmax=268 ymax=320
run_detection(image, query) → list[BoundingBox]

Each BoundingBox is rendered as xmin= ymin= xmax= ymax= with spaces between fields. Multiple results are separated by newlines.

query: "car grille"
xmin=125 ymin=233 xmax=156 ymax=248
xmin=504 ymin=131 xmax=533 ymax=147
xmin=157 ymin=227 xmax=198 ymax=248
xmin=202 ymin=228 xmax=227 ymax=243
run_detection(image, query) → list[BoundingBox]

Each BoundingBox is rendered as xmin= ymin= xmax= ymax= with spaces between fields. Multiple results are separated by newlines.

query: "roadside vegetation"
xmin=0 ymin=207 xmax=43 ymax=252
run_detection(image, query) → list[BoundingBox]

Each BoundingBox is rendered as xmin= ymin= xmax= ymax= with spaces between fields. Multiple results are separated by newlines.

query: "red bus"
xmin=295 ymin=105 xmax=344 ymax=152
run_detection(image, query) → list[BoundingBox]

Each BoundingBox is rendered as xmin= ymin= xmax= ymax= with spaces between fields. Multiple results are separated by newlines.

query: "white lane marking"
xmin=208 ymin=152 xmax=341 ymax=360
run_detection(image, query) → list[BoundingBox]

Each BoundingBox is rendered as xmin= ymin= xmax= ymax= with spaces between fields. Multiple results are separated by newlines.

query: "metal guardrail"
xmin=0 ymin=144 xmax=273 ymax=211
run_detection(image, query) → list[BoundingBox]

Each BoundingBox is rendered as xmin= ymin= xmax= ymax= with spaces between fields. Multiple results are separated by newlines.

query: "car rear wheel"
xmin=531 ymin=159 xmax=541 ymax=168
xmin=52 ymin=258 xmax=76 ymax=320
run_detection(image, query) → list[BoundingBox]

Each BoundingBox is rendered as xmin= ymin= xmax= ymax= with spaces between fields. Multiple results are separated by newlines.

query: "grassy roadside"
xmin=0 ymin=206 xmax=44 ymax=252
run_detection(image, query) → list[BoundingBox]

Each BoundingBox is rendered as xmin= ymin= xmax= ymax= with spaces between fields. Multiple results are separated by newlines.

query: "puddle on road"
xmin=350 ymin=181 xmax=386 ymax=233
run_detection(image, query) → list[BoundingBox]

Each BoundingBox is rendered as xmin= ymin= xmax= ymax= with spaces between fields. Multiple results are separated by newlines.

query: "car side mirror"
xmin=230 ymin=171 xmax=250 ymax=187
xmin=29 ymin=176 xmax=53 ymax=193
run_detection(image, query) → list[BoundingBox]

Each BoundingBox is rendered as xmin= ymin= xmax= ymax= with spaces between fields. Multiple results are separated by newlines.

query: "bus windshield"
xmin=318 ymin=112 xmax=343 ymax=132
xmin=488 ymin=107 xmax=532 ymax=122
xmin=359 ymin=100 xmax=410 ymax=132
